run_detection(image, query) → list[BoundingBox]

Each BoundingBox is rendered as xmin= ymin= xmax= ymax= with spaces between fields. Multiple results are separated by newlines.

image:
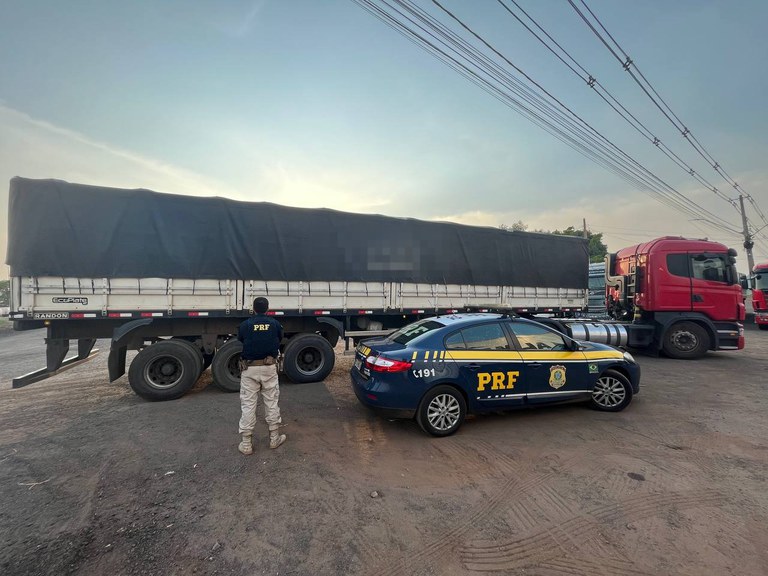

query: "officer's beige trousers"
xmin=238 ymin=365 xmax=282 ymax=435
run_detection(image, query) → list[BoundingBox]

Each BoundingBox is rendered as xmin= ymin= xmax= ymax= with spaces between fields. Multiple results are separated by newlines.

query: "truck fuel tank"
xmin=564 ymin=322 xmax=630 ymax=348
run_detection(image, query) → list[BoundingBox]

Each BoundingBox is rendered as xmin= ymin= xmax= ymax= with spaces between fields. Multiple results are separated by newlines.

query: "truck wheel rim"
xmin=296 ymin=346 xmax=324 ymax=376
xmin=227 ymin=354 xmax=240 ymax=379
xmin=427 ymin=394 xmax=461 ymax=431
xmin=144 ymin=355 xmax=184 ymax=389
xmin=592 ymin=376 xmax=626 ymax=408
xmin=671 ymin=330 xmax=698 ymax=351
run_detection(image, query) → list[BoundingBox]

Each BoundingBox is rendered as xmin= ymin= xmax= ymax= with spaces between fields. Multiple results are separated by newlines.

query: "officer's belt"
xmin=243 ymin=357 xmax=276 ymax=366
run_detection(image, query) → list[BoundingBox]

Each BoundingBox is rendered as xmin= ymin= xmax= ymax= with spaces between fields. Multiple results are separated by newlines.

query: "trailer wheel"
xmin=282 ymin=334 xmax=335 ymax=383
xmin=210 ymin=339 xmax=242 ymax=392
xmin=128 ymin=340 xmax=200 ymax=401
xmin=171 ymin=338 xmax=204 ymax=376
xmin=662 ymin=321 xmax=710 ymax=359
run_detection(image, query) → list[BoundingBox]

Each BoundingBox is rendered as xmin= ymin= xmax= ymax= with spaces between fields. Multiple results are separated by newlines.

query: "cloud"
xmin=432 ymin=192 xmax=761 ymax=265
xmin=0 ymin=104 xmax=240 ymax=280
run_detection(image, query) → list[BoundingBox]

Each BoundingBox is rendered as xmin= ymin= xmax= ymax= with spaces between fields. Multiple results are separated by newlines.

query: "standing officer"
xmin=237 ymin=296 xmax=286 ymax=455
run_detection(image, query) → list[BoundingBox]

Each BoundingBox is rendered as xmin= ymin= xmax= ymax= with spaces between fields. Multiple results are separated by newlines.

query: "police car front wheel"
xmin=590 ymin=369 xmax=632 ymax=412
xmin=417 ymin=385 xmax=467 ymax=437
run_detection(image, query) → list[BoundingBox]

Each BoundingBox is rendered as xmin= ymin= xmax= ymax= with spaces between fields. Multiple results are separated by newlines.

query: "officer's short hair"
xmin=253 ymin=297 xmax=269 ymax=314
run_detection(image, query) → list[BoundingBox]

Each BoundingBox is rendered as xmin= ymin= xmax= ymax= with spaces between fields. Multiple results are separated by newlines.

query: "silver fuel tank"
xmin=565 ymin=322 xmax=629 ymax=348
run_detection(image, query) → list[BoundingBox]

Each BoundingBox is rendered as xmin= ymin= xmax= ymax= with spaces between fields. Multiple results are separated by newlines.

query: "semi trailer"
xmin=6 ymin=178 xmax=588 ymax=400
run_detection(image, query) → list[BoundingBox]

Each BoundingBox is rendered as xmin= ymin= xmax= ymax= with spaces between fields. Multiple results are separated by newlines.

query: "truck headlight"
xmin=623 ymin=351 xmax=636 ymax=364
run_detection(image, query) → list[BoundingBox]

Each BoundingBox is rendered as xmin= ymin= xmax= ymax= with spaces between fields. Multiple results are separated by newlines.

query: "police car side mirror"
xmin=566 ymin=338 xmax=581 ymax=351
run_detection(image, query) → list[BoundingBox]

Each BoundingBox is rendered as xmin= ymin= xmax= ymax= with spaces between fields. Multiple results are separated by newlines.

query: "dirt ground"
xmin=0 ymin=325 xmax=767 ymax=576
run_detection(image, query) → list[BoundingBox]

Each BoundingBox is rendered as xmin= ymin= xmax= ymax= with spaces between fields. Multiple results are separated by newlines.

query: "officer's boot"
xmin=269 ymin=430 xmax=286 ymax=449
xmin=238 ymin=433 xmax=253 ymax=455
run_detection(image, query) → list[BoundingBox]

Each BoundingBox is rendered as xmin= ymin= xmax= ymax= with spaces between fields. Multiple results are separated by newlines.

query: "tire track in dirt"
xmin=537 ymin=555 xmax=656 ymax=576
xmin=364 ymin=447 xmax=607 ymax=576
xmin=430 ymin=437 xmax=523 ymax=483
xmin=460 ymin=489 xmax=723 ymax=572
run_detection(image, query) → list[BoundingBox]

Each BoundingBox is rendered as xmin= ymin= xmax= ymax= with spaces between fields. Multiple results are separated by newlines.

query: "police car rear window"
xmin=388 ymin=320 xmax=444 ymax=345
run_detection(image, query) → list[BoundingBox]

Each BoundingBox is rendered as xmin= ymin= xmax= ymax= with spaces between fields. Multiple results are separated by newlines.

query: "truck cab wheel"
xmin=128 ymin=340 xmax=200 ymax=401
xmin=282 ymin=334 xmax=335 ymax=383
xmin=662 ymin=321 xmax=710 ymax=359
xmin=210 ymin=339 xmax=242 ymax=392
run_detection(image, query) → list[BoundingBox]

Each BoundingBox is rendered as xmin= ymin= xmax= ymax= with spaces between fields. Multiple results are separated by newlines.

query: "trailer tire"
xmin=282 ymin=334 xmax=335 ymax=383
xmin=171 ymin=338 xmax=204 ymax=376
xmin=210 ymin=340 xmax=243 ymax=392
xmin=662 ymin=321 xmax=710 ymax=359
xmin=128 ymin=340 xmax=201 ymax=401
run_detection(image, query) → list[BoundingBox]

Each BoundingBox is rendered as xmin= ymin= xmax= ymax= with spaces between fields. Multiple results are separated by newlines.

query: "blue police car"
xmin=350 ymin=313 xmax=640 ymax=436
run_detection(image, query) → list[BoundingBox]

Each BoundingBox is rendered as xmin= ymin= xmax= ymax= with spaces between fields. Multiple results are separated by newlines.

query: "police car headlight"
xmin=623 ymin=351 xmax=636 ymax=364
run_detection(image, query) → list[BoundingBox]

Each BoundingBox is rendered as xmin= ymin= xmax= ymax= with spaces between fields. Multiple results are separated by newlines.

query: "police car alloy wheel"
xmin=417 ymin=385 xmax=467 ymax=437
xmin=590 ymin=369 xmax=632 ymax=412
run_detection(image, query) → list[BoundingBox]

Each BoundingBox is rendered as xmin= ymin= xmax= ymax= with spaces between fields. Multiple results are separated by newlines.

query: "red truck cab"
xmin=606 ymin=237 xmax=744 ymax=358
xmin=750 ymin=261 xmax=768 ymax=330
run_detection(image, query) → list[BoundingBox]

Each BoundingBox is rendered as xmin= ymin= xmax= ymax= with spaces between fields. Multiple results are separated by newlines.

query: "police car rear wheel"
xmin=417 ymin=385 xmax=466 ymax=437
xmin=590 ymin=369 xmax=632 ymax=412
xmin=210 ymin=339 xmax=243 ymax=392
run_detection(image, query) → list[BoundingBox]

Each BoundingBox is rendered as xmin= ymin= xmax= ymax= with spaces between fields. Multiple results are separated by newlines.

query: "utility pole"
xmin=582 ymin=218 xmax=588 ymax=239
xmin=738 ymin=194 xmax=755 ymax=275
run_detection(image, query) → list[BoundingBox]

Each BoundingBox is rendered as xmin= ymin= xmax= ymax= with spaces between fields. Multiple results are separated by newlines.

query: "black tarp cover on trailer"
xmin=6 ymin=178 xmax=588 ymax=288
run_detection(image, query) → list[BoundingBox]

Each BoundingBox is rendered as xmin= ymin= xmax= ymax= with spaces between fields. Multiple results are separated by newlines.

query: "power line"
xmin=569 ymin=0 xmax=768 ymax=233
xmin=351 ymin=0 xmax=742 ymax=236
xmin=495 ymin=0 xmax=740 ymax=211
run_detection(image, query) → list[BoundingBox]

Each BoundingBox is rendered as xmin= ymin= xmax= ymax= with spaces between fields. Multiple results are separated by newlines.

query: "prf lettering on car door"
xmin=477 ymin=371 xmax=520 ymax=391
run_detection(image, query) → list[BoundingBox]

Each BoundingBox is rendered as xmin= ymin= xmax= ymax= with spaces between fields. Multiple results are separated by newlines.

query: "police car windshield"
xmin=388 ymin=319 xmax=445 ymax=345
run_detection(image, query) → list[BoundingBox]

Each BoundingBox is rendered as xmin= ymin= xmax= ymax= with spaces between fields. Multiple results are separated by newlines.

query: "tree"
xmin=0 ymin=280 xmax=9 ymax=307
xmin=500 ymin=221 xmax=608 ymax=263
xmin=499 ymin=220 xmax=528 ymax=232
xmin=552 ymin=226 xmax=607 ymax=263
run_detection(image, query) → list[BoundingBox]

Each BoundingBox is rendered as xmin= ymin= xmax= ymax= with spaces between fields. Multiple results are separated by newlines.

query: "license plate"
xmin=354 ymin=358 xmax=362 ymax=371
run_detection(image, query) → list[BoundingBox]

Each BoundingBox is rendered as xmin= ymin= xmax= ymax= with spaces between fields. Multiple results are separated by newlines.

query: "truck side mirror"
xmin=739 ymin=274 xmax=749 ymax=290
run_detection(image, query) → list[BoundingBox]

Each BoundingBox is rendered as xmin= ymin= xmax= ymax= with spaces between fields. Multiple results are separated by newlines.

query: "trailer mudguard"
xmin=108 ymin=318 xmax=154 ymax=382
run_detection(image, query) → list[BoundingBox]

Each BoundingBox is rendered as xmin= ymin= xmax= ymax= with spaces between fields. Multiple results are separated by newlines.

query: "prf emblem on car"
xmin=477 ymin=371 xmax=519 ymax=391
xmin=549 ymin=365 xmax=567 ymax=389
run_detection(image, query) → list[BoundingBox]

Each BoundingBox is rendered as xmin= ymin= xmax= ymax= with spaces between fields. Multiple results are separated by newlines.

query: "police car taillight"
xmin=365 ymin=355 xmax=413 ymax=373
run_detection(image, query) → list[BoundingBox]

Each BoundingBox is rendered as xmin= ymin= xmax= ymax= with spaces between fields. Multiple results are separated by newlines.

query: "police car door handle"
xmin=528 ymin=362 xmax=543 ymax=368
xmin=466 ymin=363 xmax=480 ymax=370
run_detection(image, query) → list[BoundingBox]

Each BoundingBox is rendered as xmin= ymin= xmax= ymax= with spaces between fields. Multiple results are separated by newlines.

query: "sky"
xmin=2 ymin=0 xmax=767 ymax=282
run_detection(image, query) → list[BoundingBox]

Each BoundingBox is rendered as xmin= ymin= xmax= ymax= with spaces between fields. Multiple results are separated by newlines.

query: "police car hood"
xmin=575 ymin=340 xmax=623 ymax=354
